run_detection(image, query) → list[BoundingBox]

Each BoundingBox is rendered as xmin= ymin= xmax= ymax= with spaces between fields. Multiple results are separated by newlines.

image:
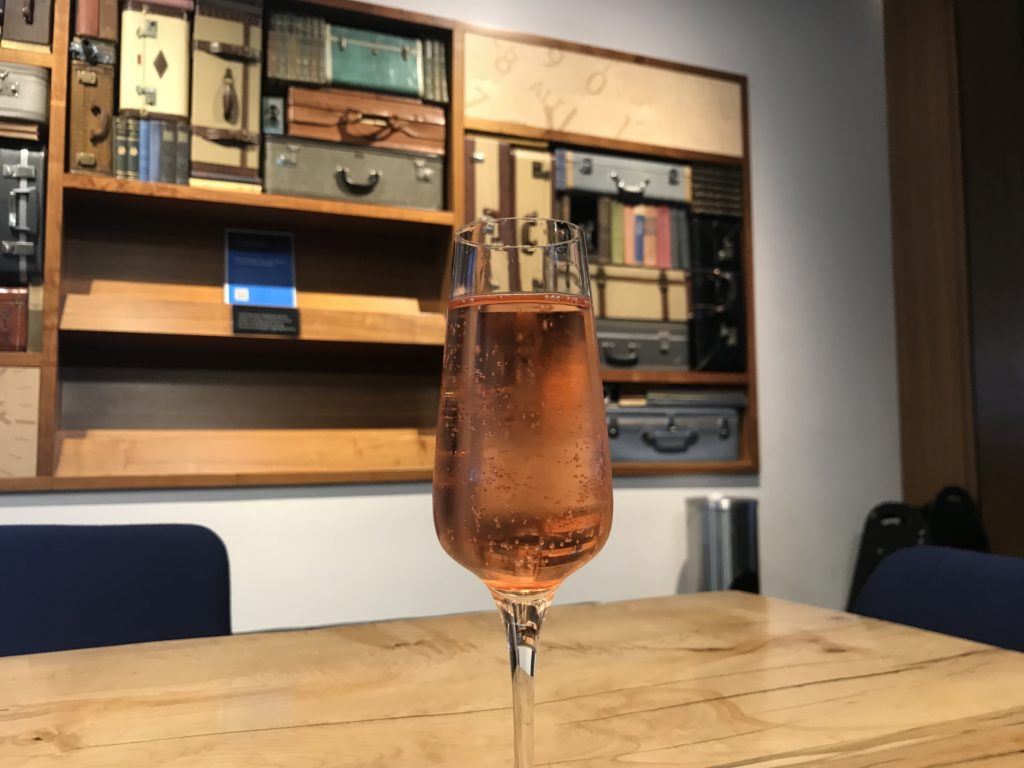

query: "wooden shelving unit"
xmin=0 ymin=0 xmax=759 ymax=491
xmin=63 ymin=175 xmax=456 ymax=229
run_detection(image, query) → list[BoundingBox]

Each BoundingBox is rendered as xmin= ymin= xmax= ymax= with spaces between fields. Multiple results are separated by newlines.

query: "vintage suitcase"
xmin=0 ymin=286 xmax=28 ymax=351
xmin=596 ymin=318 xmax=688 ymax=370
xmin=465 ymin=136 xmax=553 ymax=220
xmin=75 ymin=0 xmax=119 ymax=42
xmin=690 ymin=301 xmax=745 ymax=372
xmin=0 ymin=365 xmax=39 ymax=476
xmin=264 ymin=137 xmax=443 ymax=210
xmin=119 ymin=3 xmax=190 ymax=119
xmin=589 ymin=264 xmax=688 ymax=322
xmin=692 ymin=214 xmax=741 ymax=272
xmin=0 ymin=63 xmax=48 ymax=125
xmin=190 ymin=1 xmax=263 ymax=183
xmin=327 ymin=25 xmax=423 ymax=97
xmin=68 ymin=44 xmax=115 ymax=176
xmin=605 ymin=390 xmax=745 ymax=463
xmin=0 ymin=145 xmax=44 ymax=286
xmin=287 ymin=86 xmax=445 ymax=156
xmin=1 ymin=0 xmax=52 ymax=49
xmin=555 ymin=149 xmax=692 ymax=204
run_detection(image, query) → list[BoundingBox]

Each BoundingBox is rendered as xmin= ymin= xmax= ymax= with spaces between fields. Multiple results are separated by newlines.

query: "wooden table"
xmin=2 ymin=592 xmax=1023 ymax=767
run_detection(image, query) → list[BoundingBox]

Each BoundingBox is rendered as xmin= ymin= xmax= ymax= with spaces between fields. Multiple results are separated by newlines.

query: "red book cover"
xmin=656 ymin=206 xmax=672 ymax=268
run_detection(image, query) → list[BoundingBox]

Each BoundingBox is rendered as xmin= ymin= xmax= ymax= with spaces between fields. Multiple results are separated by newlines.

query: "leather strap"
xmin=191 ymin=126 xmax=259 ymax=145
xmin=339 ymin=109 xmax=428 ymax=140
xmin=194 ymin=39 xmax=260 ymax=62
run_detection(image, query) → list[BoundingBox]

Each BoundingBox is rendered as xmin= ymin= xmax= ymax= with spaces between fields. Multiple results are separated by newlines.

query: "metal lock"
xmin=137 ymin=20 xmax=158 ymax=38
xmin=414 ymin=158 xmax=434 ymax=182
xmin=579 ymin=157 xmax=593 ymax=175
xmin=136 ymin=86 xmax=156 ymax=106
xmin=77 ymin=70 xmax=98 ymax=86
xmin=668 ymin=168 xmax=680 ymax=186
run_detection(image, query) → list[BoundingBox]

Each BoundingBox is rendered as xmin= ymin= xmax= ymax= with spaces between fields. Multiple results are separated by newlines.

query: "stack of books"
xmin=561 ymin=195 xmax=692 ymax=269
xmin=113 ymin=117 xmax=190 ymax=184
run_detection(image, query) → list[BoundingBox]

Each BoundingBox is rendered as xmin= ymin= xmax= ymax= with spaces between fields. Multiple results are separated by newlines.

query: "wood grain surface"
xmin=1 ymin=592 xmax=1022 ymax=767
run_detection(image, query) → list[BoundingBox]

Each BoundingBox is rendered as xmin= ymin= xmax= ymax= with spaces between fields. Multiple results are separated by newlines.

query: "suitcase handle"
xmin=609 ymin=171 xmax=649 ymax=196
xmin=337 ymin=167 xmax=381 ymax=193
xmin=600 ymin=341 xmax=638 ymax=367
xmin=642 ymin=428 xmax=698 ymax=453
xmin=195 ymin=40 xmax=261 ymax=63
xmin=22 ymin=0 xmax=33 ymax=25
xmin=222 ymin=69 xmax=239 ymax=124
xmin=340 ymin=109 xmax=429 ymax=140
xmin=90 ymin=105 xmax=112 ymax=143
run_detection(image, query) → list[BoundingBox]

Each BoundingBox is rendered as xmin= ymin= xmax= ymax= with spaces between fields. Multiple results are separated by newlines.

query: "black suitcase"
xmin=0 ymin=144 xmax=44 ymax=286
xmin=847 ymin=502 xmax=929 ymax=610
xmin=690 ymin=214 xmax=746 ymax=371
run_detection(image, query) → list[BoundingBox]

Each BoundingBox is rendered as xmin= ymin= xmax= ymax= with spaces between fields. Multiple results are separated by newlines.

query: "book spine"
xmin=678 ymin=206 xmax=692 ymax=271
xmin=160 ymin=120 xmax=177 ymax=183
xmin=439 ymin=41 xmax=449 ymax=103
xmin=114 ymin=115 xmax=128 ymax=180
xmin=623 ymin=204 xmax=635 ymax=266
xmin=643 ymin=210 xmax=658 ymax=267
xmin=149 ymin=118 xmax=162 ymax=183
xmin=126 ymin=117 xmax=140 ymax=180
xmin=656 ymin=206 xmax=672 ymax=269
xmin=596 ymin=196 xmax=611 ymax=264
xmin=610 ymin=199 xmax=623 ymax=265
xmin=176 ymin=123 xmax=190 ymax=184
xmin=138 ymin=119 xmax=150 ymax=181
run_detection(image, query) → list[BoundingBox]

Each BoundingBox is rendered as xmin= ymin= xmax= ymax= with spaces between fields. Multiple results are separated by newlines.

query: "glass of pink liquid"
xmin=433 ymin=218 xmax=613 ymax=768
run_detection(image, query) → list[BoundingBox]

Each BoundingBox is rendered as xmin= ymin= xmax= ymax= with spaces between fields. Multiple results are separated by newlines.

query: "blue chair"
xmin=852 ymin=545 xmax=1024 ymax=652
xmin=0 ymin=524 xmax=231 ymax=657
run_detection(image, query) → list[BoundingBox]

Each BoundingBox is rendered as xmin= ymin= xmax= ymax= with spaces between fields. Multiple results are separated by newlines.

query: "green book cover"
xmin=610 ymin=199 xmax=624 ymax=265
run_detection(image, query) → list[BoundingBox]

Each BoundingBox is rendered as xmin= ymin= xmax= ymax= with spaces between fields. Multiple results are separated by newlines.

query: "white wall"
xmin=0 ymin=0 xmax=899 ymax=631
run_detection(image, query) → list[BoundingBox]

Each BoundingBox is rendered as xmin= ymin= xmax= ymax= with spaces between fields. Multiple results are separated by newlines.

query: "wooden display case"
xmin=1 ymin=0 xmax=757 ymax=491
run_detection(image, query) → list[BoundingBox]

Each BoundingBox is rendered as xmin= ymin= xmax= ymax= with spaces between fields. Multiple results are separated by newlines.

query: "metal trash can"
xmin=682 ymin=496 xmax=760 ymax=593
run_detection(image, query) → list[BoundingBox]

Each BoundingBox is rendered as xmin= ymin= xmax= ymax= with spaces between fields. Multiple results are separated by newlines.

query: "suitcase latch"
xmin=77 ymin=70 xmax=98 ymax=86
xmin=0 ymin=72 xmax=20 ymax=98
xmin=414 ymin=158 xmax=434 ymax=182
xmin=1 ymin=240 xmax=35 ymax=256
xmin=657 ymin=330 xmax=671 ymax=354
xmin=137 ymin=20 xmax=158 ymax=38
xmin=669 ymin=168 xmax=681 ymax=186
xmin=471 ymin=151 xmax=486 ymax=164
xmin=579 ymin=157 xmax=593 ymax=175
xmin=607 ymin=417 xmax=619 ymax=439
xmin=2 ymin=163 xmax=35 ymax=179
xmin=717 ymin=417 xmax=731 ymax=440
xmin=75 ymin=153 xmax=98 ymax=168
xmin=275 ymin=148 xmax=299 ymax=167
xmin=136 ymin=86 xmax=157 ymax=106
xmin=532 ymin=161 xmax=550 ymax=180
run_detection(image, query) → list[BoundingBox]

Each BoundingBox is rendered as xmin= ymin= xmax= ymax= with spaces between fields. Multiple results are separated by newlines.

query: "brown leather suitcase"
xmin=287 ymin=86 xmax=445 ymax=156
xmin=68 ymin=56 xmax=115 ymax=176
xmin=1 ymin=0 xmax=53 ymax=49
xmin=0 ymin=287 xmax=28 ymax=351
xmin=74 ymin=0 xmax=119 ymax=42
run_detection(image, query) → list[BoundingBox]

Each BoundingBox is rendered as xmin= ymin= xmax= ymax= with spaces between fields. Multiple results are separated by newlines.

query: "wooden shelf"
xmin=464 ymin=117 xmax=745 ymax=166
xmin=60 ymin=280 xmax=445 ymax=346
xmin=62 ymin=175 xmax=456 ymax=229
xmin=0 ymin=351 xmax=43 ymax=367
xmin=601 ymin=369 xmax=747 ymax=385
xmin=0 ymin=46 xmax=52 ymax=69
xmin=54 ymin=427 xmax=435 ymax=479
xmin=613 ymin=458 xmax=757 ymax=476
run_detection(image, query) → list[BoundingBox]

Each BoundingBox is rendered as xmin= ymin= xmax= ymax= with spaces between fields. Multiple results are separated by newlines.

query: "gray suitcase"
xmin=597 ymin=318 xmax=688 ymax=370
xmin=264 ymin=137 xmax=444 ymax=210
xmin=605 ymin=390 xmax=744 ymax=463
xmin=0 ymin=64 xmax=48 ymax=125
xmin=0 ymin=145 xmax=45 ymax=285
xmin=554 ymin=148 xmax=691 ymax=204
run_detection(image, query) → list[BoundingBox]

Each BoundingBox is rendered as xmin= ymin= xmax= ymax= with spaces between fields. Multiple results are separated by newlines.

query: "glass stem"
xmin=495 ymin=592 xmax=552 ymax=768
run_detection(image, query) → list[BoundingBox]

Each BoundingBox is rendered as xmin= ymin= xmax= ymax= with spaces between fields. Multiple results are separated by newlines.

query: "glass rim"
xmin=454 ymin=217 xmax=584 ymax=250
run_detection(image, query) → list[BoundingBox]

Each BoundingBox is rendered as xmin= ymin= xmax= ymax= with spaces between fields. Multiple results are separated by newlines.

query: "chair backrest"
xmin=0 ymin=524 xmax=231 ymax=657
xmin=852 ymin=545 xmax=1024 ymax=652
xmin=846 ymin=502 xmax=928 ymax=610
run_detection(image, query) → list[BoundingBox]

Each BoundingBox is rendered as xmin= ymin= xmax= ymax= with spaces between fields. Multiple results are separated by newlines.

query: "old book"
xmin=126 ymin=117 xmax=140 ymax=180
xmin=0 ymin=122 xmax=40 ymax=141
xmin=438 ymin=41 xmax=449 ymax=103
xmin=656 ymin=206 xmax=672 ymax=268
xmin=623 ymin=205 xmax=635 ymax=265
xmin=148 ymin=118 xmax=162 ymax=181
xmin=175 ymin=122 xmax=189 ymax=184
xmin=610 ymin=199 xmax=623 ymax=265
xmin=160 ymin=120 xmax=177 ymax=183
xmin=114 ymin=115 xmax=128 ymax=178
xmin=27 ymin=285 xmax=43 ymax=352
xmin=596 ymin=196 xmax=611 ymax=264
xmin=0 ymin=287 xmax=29 ymax=352
xmin=138 ymin=118 xmax=150 ymax=181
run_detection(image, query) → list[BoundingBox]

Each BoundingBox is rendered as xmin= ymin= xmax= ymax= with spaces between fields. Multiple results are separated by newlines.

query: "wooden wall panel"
xmin=954 ymin=0 xmax=1024 ymax=555
xmin=884 ymin=0 xmax=976 ymax=504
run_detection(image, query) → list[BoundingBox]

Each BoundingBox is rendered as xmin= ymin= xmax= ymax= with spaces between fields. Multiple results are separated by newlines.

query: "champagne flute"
xmin=433 ymin=218 xmax=613 ymax=768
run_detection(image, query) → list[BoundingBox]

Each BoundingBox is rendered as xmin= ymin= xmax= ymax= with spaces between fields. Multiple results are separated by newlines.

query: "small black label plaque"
xmin=232 ymin=306 xmax=300 ymax=336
